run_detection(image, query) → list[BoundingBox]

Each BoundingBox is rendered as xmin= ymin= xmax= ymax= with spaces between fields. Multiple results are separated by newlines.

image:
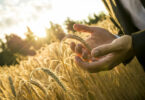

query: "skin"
xmin=70 ymin=24 xmax=134 ymax=73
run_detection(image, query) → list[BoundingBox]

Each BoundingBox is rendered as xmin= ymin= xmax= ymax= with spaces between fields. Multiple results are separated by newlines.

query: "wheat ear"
xmin=30 ymin=80 xmax=47 ymax=94
xmin=8 ymin=76 xmax=16 ymax=97
xmin=30 ymin=85 xmax=42 ymax=100
xmin=62 ymin=34 xmax=91 ymax=51
xmin=41 ymin=68 xmax=66 ymax=91
xmin=30 ymin=68 xmax=66 ymax=92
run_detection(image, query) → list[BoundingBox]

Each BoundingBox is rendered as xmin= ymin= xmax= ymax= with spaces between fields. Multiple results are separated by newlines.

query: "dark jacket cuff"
xmin=131 ymin=30 xmax=145 ymax=70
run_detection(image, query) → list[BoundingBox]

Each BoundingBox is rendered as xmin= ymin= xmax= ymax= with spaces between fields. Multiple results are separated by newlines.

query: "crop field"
xmin=0 ymin=19 xmax=145 ymax=100
xmin=0 ymin=41 xmax=145 ymax=100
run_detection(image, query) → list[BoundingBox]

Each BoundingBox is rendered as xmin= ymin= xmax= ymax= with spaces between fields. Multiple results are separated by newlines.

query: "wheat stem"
xmin=30 ymin=85 xmax=43 ymax=100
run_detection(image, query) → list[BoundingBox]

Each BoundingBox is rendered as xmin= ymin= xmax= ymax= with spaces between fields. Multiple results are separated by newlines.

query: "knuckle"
xmin=82 ymin=52 xmax=88 ymax=60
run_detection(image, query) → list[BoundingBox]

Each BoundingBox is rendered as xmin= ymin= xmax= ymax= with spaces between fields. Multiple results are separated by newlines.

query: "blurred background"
xmin=0 ymin=1 xmax=144 ymax=100
xmin=0 ymin=0 xmax=117 ymax=66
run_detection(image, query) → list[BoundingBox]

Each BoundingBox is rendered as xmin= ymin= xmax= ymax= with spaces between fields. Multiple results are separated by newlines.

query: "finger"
xmin=73 ymin=24 xmax=93 ymax=33
xmin=75 ymin=56 xmax=89 ymax=70
xmin=70 ymin=42 xmax=76 ymax=52
xmin=91 ymin=57 xmax=100 ymax=62
xmin=75 ymin=43 xmax=84 ymax=55
xmin=91 ymin=42 xmax=120 ymax=57
xmin=75 ymin=54 xmax=115 ymax=73
xmin=82 ymin=49 xmax=90 ymax=60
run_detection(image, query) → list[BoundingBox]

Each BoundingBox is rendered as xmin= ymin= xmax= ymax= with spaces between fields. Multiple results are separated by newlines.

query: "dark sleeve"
xmin=131 ymin=30 xmax=145 ymax=70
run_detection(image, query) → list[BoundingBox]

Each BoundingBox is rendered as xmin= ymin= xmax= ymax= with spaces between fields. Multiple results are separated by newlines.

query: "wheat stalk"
xmin=62 ymin=34 xmax=91 ymax=51
xmin=8 ymin=76 xmax=16 ymax=97
xmin=16 ymin=79 xmax=38 ymax=100
xmin=30 ymin=68 xmax=66 ymax=92
xmin=30 ymin=79 xmax=49 ymax=100
xmin=30 ymin=80 xmax=47 ymax=93
xmin=41 ymin=68 xmax=66 ymax=91
xmin=0 ymin=79 xmax=6 ymax=90
xmin=23 ymin=82 xmax=34 ymax=100
xmin=0 ymin=87 xmax=6 ymax=98
xmin=30 ymin=85 xmax=43 ymax=100
xmin=16 ymin=79 xmax=24 ymax=100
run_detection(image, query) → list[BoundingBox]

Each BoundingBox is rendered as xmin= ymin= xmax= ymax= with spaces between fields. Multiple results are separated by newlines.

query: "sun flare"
xmin=0 ymin=0 xmax=107 ymax=39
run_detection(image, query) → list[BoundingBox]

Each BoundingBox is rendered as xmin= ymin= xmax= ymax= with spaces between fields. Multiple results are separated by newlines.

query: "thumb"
xmin=91 ymin=42 xmax=120 ymax=57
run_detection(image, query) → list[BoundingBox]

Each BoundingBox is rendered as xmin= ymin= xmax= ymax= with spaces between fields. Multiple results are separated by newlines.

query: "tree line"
xmin=0 ymin=12 xmax=107 ymax=66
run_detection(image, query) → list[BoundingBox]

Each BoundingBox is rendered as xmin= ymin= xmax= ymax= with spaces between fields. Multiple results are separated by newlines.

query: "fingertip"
xmin=73 ymin=24 xmax=91 ymax=33
xmin=91 ymin=48 xmax=99 ymax=57
xmin=75 ymin=56 xmax=82 ymax=64
xmin=70 ymin=42 xmax=76 ymax=51
xmin=75 ymin=56 xmax=81 ymax=61
xmin=75 ymin=43 xmax=83 ymax=54
xmin=73 ymin=24 xmax=77 ymax=27
xmin=75 ymin=56 xmax=89 ymax=71
xmin=73 ymin=24 xmax=79 ymax=30
xmin=82 ymin=49 xmax=89 ymax=60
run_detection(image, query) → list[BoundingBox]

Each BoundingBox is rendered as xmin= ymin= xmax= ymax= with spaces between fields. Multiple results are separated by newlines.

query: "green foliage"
xmin=64 ymin=12 xmax=107 ymax=32
xmin=84 ymin=12 xmax=107 ymax=25
xmin=0 ymin=31 xmax=36 ymax=66
xmin=6 ymin=34 xmax=36 ymax=56
xmin=0 ymin=39 xmax=18 ymax=66
xmin=64 ymin=18 xmax=79 ymax=32
xmin=46 ymin=22 xmax=66 ymax=43
xmin=25 ymin=26 xmax=36 ymax=43
xmin=25 ymin=26 xmax=47 ymax=50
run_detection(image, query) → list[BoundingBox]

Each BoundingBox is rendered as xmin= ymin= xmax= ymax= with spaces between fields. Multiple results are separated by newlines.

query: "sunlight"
xmin=0 ymin=0 xmax=107 ymax=39
xmin=30 ymin=25 xmax=47 ymax=38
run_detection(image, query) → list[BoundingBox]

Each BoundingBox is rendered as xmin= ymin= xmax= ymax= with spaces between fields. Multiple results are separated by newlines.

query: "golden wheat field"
xmin=0 ymin=19 xmax=145 ymax=100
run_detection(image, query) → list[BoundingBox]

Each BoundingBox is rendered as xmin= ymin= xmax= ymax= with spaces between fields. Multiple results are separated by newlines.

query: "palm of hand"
xmin=85 ymin=28 xmax=116 ymax=50
xmin=72 ymin=24 xmax=116 ymax=61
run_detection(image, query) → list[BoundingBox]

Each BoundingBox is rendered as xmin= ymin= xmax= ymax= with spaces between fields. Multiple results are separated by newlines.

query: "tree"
xmin=64 ymin=13 xmax=107 ymax=32
xmin=6 ymin=34 xmax=36 ymax=56
xmin=83 ymin=12 xmax=107 ymax=25
xmin=46 ymin=22 xmax=66 ymax=43
xmin=25 ymin=26 xmax=35 ymax=39
xmin=64 ymin=17 xmax=82 ymax=32
xmin=0 ymin=39 xmax=18 ymax=66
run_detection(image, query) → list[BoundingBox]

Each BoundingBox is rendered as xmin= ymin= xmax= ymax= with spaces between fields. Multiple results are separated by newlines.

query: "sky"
xmin=0 ymin=0 xmax=107 ymax=38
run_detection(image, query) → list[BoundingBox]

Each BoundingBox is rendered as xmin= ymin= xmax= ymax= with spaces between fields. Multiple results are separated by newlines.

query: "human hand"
xmin=70 ymin=24 xmax=116 ymax=62
xmin=75 ymin=35 xmax=134 ymax=73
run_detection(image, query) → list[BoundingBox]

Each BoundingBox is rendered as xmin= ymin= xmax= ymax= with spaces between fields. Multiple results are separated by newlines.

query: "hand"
xmin=70 ymin=24 xmax=116 ymax=70
xmin=75 ymin=35 xmax=134 ymax=73
xmin=70 ymin=24 xmax=116 ymax=60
